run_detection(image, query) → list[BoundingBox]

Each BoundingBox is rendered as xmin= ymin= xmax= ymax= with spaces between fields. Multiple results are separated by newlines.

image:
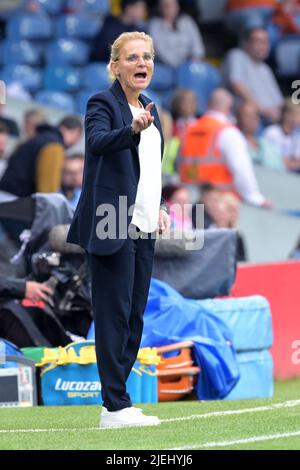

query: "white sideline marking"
xmin=0 ymin=399 xmax=300 ymax=434
xmin=161 ymin=399 xmax=300 ymax=423
xmin=168 ymin=430 xmax=300 ymax=450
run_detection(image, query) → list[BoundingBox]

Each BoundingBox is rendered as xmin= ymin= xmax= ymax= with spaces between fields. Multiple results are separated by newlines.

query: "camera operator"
xmin=0 ymin=275 xmax=53 ymax=303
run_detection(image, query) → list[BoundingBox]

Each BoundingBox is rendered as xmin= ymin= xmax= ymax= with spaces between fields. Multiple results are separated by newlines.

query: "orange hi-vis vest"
xmin=179 ymin=114 xmax=235 ymax=190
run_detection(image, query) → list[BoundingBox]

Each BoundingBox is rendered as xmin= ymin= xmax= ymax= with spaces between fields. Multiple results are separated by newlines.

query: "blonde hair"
xmin=107 ymin=31 xmax=155 ymax=81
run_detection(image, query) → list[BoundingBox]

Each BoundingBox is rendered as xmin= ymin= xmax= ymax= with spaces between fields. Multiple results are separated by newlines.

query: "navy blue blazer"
xmin=67 ymin=79 xmax=164 ymax=256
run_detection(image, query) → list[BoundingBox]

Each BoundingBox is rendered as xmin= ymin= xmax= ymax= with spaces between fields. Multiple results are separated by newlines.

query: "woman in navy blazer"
xmin=67 ymin=32 xmax=170 ymax=428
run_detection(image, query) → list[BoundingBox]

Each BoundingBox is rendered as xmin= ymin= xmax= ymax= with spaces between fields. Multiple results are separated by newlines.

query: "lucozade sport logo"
xmin=0 ymin=81 xmax=5 ymax=105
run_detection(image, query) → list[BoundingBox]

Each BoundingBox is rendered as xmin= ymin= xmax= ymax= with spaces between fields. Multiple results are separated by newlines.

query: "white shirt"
xmin=129 ymin=103 xmax=162 ymax=232
xmin=208 ymin=111 xmax=265 ymax=206
xmin=148 ymin=14 xmax=205 ymax=68
xmin=264 ymin=124 xmax=300 ymax=160
xmin=223 ymin=48 xmax=284 ymax=110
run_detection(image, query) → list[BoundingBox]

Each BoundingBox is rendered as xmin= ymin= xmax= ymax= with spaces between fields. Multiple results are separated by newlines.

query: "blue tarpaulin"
xmin=141 ymin=279 xmax=240 ymax=400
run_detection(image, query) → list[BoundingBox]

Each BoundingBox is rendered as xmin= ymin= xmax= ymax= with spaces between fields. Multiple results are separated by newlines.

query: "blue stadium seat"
xmin=150 ymin=63 xmax=175 ymax=91
xmin=37 ymin=0 xmax=64 ymax=16
xmin=35 ymin=90 xmax=75 ymax=112
xmin=7 ymin=13 xmax=53 ymax=40
xmin=46 ymin=39 xmax=89 ymax=66
xmin=64 ymin=0 xmax=110 ymax=15
xmin=76 ymin=90 xmax=96 ymax=115
xmin=83 ymin=63 xmax=111 ymax=90
xmin=142 ymin=89 xmax=163 ymax=109
xmin=43 ymin=65 xmax=81 ymax=92
xmin=0 ymin=39 xmax=42 ymax=66
xmin=55 ymin=14 xmax=102 ymax=39
xmin=1 ymin=65 xmax=42 ymax=93
xmin=85 ymin=0 xmax=110 ymax=14
xmin=275 ymin=37 xmax=300 ymax=76
xmin=176 ymin=61 xmax=221 ymax=114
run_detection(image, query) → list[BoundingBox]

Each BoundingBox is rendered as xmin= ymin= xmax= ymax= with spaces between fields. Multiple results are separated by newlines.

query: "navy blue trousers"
xmin=87 ymin=229 xmax=156 ymax=411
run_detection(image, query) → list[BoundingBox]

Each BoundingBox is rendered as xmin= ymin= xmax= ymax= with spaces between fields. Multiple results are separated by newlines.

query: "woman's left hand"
xmin=158 ymin=209 xmax=171 ymax=235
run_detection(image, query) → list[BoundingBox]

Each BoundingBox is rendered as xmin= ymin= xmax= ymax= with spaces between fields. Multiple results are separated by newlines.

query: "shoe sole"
xmin=99 ymin=421 xmax=161 ymax=429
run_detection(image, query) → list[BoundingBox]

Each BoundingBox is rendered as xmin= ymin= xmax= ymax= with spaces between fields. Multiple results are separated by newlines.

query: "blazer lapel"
xmin=110 ymin=79 xmax=133 ymax=127
xmin=110 ymin=80 xmax=164 ymax=159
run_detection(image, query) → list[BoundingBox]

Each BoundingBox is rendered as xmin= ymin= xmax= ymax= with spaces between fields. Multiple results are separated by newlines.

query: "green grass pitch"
xmin=0 ymin=379 xmax=300 ymax=450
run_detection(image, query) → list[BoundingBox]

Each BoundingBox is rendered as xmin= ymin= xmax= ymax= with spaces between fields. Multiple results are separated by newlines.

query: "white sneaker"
xmin=99 ymin=406 xmax=160 ymax=429
xmin=101 ymin=405 xmax=143 ymax=415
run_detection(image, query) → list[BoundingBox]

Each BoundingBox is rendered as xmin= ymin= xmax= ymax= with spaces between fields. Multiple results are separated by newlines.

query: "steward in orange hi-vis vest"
xmin=179 ymin=114 xmax=235 ymax=190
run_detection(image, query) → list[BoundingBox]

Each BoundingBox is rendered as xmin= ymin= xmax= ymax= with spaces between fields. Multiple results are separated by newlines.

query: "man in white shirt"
xmin=223 ymin=27 xmax=283 ymax=123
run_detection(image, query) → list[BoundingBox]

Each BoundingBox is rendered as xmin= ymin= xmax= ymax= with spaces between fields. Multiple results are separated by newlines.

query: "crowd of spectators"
xmin=0 ymin=0 xmax=299 ymax=261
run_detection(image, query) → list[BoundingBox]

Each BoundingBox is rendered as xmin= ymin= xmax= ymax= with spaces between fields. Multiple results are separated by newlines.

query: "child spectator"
xmin=170 ymin=89 xmax=198 ymax=140
xmin=162 ymin=183 xmax=193 ymax=230
xmin=237 ymin=101 xmax=284 ymax=170
xmin=264 ymin=99 xmax=300 ymax=172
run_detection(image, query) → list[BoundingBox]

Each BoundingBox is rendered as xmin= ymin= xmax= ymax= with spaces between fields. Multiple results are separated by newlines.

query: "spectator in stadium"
xmin=222 ymin=27 xmax=284 ymax=123
xmin=272 ymin=0 xmax=300 ymax=35
xmin=160 ymin=109 xmax=180 ymax=180
xmin=90 ymin=0 xmax=147 ymax=63
xmin=264 ymin=98 xmax=300 ymax=172
xmin=225 ymin=0 xmax=276 ymax=33
xmin=0 ymin=275 xmax=53 ymax=303
xmin=0 ymin=274 xmax=54 ymax=347
xmin=61 ymin=153 xmax=84 ymax=210
xmin=220 ymin=191 xmax=247 ymax=261
xmin=148 ymin=0 xmax=205 ymax=68
xmin=192 ymin=183 xmax=247 ymax=261
xmin=237 ymin=100 xmax=284 ymax=170
xmin=20 ymin=0 xmax=43 ymax=14
xmin=0 ymin=104 xmax=20 ymax=137
xmin=162 ymin=183 xmax=193 ymax=230
xmin=192 ymin=183 xmax=224 ymax=229
xmin=0 ymin=116 xmax=83 ymax=198
xmin=23 ymin=108 xmax=47 ymax=140
xmin=180 ymin=88 xmax=271 ymax=207
xmin=170 ymin=89 xmax=198 ymax=140
xmin=0 ymin=123 xmax=9 ymax=179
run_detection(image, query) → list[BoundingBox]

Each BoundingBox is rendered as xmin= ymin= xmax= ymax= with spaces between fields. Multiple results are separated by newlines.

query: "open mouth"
xmin=134 ymin=72 xmax=147 ymax=80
